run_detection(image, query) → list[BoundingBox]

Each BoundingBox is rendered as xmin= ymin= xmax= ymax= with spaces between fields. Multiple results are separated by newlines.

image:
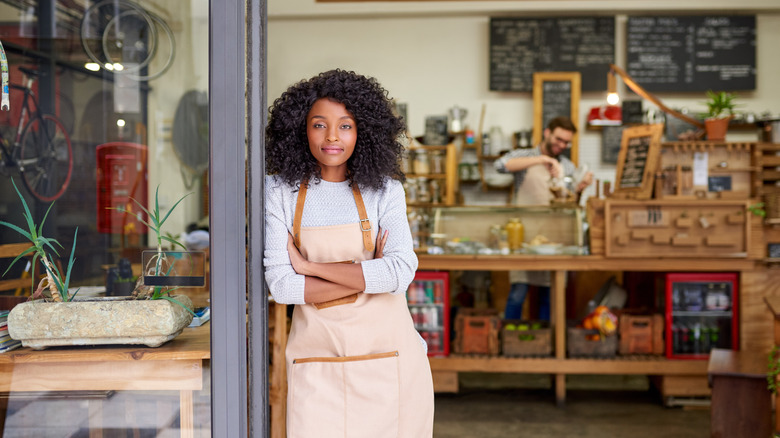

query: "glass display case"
xmin=409 ymin=205 xmax=585 ymax=255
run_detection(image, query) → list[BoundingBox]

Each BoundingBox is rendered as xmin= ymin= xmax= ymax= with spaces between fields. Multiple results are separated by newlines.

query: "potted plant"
xmin=1 ymin=180 xmax=196 ymax=349
xmin=703 ymin=90 xmax=738 ymax=141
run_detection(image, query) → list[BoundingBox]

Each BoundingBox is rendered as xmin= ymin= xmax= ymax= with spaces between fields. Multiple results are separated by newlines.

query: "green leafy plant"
xmin=748 ymin=202 xmax=766 ymax=218
xmin=703 ymin=90 xmax=739 ymax=119
xmin=0 ymin=179 xmax=78 ymax=302
xmin=113 ymin=186 xmax=195 ymax=314
xmin=768 ymin=346 xmax=780 ymax=394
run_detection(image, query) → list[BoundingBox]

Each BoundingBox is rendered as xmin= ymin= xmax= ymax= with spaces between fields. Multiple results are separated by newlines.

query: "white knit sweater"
xmin=264 ymin=175 xmax=419 ymax=305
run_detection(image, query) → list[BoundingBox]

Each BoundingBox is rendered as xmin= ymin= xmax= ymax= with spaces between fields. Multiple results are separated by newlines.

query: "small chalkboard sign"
xmin=602 ymin=125 xmax=626 ymax=164
xmin=613 ymin=124 xmax=664 ymax=200
xmin=533 ymin=72 xmax=580 ymax=164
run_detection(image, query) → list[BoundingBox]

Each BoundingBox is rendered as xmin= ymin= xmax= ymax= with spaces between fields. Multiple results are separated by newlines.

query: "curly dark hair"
xmin=266 ymin=69 xmax=407 ymax=190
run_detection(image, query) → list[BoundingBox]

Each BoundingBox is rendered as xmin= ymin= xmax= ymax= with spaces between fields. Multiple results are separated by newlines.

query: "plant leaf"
xmin=2 ymin=246 xmax=37 ymax=276
xmin=0 ymin=219 xmax=34 ymax=242
xmin=159 ymin=192 xmax=192 ymax=228
xmin=157 ymin=295 xmax=196 ymax=316
xmin=62 ymin=228 xmax=78 ymax=301
xmin=161 ymin=235 xmax=188 ymax=251
xmin=9 ymin=179 xmax=39 ymax=239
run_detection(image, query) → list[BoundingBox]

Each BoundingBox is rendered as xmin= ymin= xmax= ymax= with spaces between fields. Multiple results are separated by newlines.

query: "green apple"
xmin=504 ymin=323 xmax=517 ymax=331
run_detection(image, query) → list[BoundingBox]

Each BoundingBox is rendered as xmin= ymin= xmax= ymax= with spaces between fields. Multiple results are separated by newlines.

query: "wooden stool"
xmin=707 ymin=348 xmax=771 ymax=438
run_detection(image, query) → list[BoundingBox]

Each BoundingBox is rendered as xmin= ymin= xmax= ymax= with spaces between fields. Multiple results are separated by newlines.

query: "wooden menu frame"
xmin=533 ymin=72 xmax=581 ymax=165
xmin=612 ymin=124 xmax=664 ymax=200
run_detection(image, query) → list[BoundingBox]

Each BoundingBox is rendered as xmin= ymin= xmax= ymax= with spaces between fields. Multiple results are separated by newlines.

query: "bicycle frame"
xmin=0 ymin=77 xmax=35 ymax=163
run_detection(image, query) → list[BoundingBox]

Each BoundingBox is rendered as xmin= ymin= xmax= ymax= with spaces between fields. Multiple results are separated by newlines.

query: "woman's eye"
xmin=340 ymin=124 xmax=353 ymax=130
xmin=312 ymin=122 xmax=325 ymax=129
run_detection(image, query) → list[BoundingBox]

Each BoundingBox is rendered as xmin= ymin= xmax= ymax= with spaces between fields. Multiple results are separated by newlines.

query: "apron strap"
xmin=292 ymin=180 xmax=375 ymax=252
xmin=293 ymin=181 xmax=308 ymax=248
xmin=352 ymin=184 xmax=375 ymax=253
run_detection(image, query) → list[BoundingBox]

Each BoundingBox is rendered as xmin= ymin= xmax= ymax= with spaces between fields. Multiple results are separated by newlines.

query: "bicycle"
xmin=0 ymin=67 xmax=73 ymax=202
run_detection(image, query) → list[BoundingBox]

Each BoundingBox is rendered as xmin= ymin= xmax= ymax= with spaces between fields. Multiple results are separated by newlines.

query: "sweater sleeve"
xmin=360 ymin=181 xmax=419 ymax=296
xmin=263 ymin=177 xmax=306 ymax=305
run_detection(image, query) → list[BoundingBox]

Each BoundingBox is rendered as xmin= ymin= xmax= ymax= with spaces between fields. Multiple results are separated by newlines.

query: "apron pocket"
xmin=289 ymin=351 xmax=400 ymax=438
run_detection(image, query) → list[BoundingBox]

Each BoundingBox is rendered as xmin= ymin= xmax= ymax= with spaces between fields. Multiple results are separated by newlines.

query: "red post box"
xmin=96 ymin=142 xmax=148 ymax=235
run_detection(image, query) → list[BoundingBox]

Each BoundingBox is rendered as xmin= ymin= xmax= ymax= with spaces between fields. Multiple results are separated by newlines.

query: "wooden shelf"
xmin=430 ymin=355 xmax=708 ymax=375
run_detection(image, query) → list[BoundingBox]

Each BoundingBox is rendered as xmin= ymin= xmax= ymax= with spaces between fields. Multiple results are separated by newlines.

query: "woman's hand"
xmin=287 ymin=233 xmax=311 ymax=276
xmin=374 ymin=227 xmax=389 ymax=259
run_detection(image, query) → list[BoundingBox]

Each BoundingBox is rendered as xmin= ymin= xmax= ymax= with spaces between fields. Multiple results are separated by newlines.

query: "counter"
xmin=417 ymin=253 xmax=770 ymax=406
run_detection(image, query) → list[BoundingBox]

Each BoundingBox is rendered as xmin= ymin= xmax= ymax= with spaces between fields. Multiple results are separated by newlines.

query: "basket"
xmin=567 ymin=327 xmax=618 ymax=357
xmin=501 ymin=320 xmax=552 ymax=357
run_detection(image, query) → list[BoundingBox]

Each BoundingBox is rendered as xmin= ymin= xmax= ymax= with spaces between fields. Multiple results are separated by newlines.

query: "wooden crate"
xmin=567 ymin=327 xmax=618 ymax=357
xmin=453 ymin=309 xmax=500 ymax=355
xmin=501 ymin=320 xmax=552 ymax=357
xmin=618 ymin=313 xmax=664 ymax=355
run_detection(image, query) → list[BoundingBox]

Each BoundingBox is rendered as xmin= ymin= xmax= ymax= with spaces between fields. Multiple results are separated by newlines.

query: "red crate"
xmin=454 ymin=309 xmax=500 ymax=355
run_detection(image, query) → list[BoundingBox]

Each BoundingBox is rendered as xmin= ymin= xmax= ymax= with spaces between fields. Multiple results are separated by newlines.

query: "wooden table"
xmin=0 ymin=323 xmax=210 ymax=437
xmin=707 ymin=348 xmax=771 ymax=438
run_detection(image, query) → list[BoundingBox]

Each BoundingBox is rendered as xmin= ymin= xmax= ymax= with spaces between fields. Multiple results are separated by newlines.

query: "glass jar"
xmin=405 ymin=177 xmax=418 ymax=203
xmin=505 ymin=218 xmax=524 ymax=252
xmin=430 ymin=151 xmax=444 ymax=174
xmin=413 ymin=149 xmax=430 ymax=175
xmin=430 ymin=179 xmax=442 ymax=204
xmin=417 ymin=177 xmax=431 ymax=203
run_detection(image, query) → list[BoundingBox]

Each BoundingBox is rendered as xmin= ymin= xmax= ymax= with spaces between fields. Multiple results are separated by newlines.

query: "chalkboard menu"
xmin=619 ymin=136 xmax=651 ymax=189
xmin=613 ymin=124 xmax=663 ymax=200
xmin=542 ymin=81 xmax=571 ymax=131
xmin=627 ymin=15 xmax=756 ymax=92
xmin=532 ymin=72 xmax=580 ymax=164
xmin=489 ymin=17 xmax=615 ymax=92
xmin=602 ymin=125 xmax=626 ymax=164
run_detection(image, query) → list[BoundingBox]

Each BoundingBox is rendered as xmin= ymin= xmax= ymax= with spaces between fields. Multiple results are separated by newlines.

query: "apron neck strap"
xmin=293 ymin=180 xmax=375 ymax=253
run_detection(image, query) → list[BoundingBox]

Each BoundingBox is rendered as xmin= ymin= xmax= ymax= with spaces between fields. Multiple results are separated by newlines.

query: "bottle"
xmin=481 ymin=133 xmax=491 ymax=157
xmin=425 ymin=282 xmax=434 ymax=303
xmin=505 ymin=218 xmax=525 ymax=252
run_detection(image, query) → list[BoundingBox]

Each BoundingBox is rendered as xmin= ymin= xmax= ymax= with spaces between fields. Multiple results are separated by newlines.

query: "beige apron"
xmin=511 ymin=163 xmax=554 ymax=286
xmin=514 ymin=162 xmax=553 ymax=206
xmin=285 ymin=182 xmax=434 ymax=438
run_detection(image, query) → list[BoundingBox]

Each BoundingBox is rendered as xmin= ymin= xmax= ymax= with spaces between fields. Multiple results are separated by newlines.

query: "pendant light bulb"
xmin=607 ymin=70 xmax=619 ymax=105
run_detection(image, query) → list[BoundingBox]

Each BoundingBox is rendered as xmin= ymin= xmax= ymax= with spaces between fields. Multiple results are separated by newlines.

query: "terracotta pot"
xmin=705 ymin=118 xmax=729 ymax=141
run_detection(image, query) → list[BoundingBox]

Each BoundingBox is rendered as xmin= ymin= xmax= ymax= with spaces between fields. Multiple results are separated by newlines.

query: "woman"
xmin=264 ymin=69 xmax=434 ymax=437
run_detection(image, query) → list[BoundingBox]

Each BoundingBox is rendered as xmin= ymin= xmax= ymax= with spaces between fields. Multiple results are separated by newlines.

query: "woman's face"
xmin=306 ymin=98 xmax=357 ymax=182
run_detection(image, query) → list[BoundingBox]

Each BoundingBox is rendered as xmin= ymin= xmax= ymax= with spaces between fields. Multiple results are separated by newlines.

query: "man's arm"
xmin=504 ymin=155 xmax=562 ymax=177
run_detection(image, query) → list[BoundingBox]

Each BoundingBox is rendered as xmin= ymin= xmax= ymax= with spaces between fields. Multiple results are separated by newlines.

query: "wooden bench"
xmin=707 ymin=348 xmax=772 ymax=438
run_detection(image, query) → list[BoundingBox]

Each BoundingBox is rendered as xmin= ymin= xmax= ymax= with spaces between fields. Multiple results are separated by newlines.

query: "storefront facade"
xmin=0 ymin=1 xmax=266 ymax=436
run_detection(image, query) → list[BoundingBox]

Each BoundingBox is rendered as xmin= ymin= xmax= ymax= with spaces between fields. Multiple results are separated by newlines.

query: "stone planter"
xmin=8 ymin=295 xmax=194 ymax=350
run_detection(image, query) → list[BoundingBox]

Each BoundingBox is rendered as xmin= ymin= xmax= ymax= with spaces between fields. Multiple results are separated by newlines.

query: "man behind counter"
xmin=493 ymin=116 xmax=593 ymax=320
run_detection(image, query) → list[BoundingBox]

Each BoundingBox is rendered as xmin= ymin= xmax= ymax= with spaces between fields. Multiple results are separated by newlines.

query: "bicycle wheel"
xmin=80 ymin=0 xmax=156 ymax=69
xmin=19 ymin=114 xmax=73 ymax=202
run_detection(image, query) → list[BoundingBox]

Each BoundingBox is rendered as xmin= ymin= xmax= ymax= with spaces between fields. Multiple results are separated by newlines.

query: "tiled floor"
xmin=0 ymin=374 xmax=712 ymax=437
xmin=433 ymin=373 xmax=711 ymax=438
